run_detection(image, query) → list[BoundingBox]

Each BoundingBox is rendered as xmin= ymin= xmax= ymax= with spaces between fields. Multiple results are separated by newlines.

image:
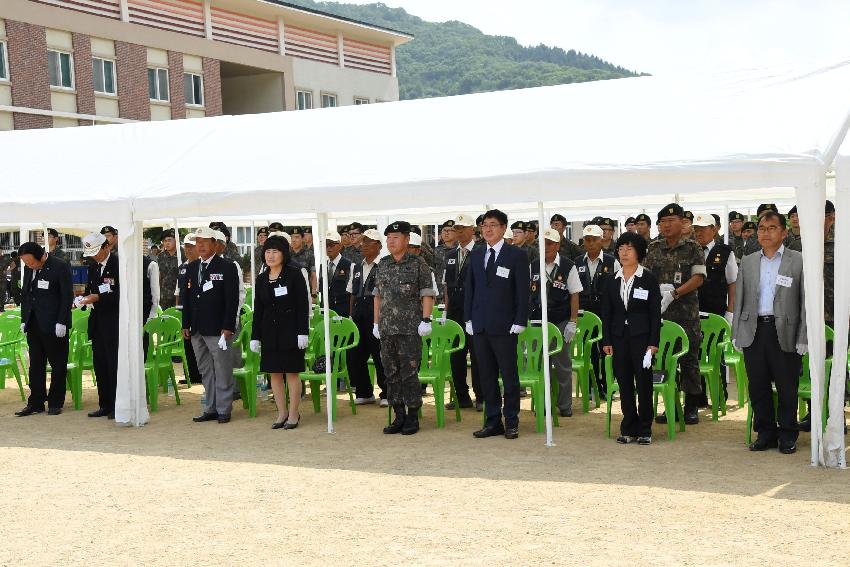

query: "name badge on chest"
xmin=98 ymin=283 xmax=111 ymax=294
xmin=776 ymin=275 xmax=793 ymax=288
xmin=578 ymin=266 xmax=586 ymax=273
xmin=37 ymin=280 xmax=49 ymax=290
xmin=673 ymin=271 xmax=682 ymax=284
xmin=496 ymin=266 xmax=510 ymax=278
xmin=633 ymin=288 xmax=649 ymax=300
xmin=447 ymin=259 xmax=456 ymax=265
xmin=202 ymin=281 xmax=214 ymax=292
xmin=274 ymin=286 xmax=288 ymax=297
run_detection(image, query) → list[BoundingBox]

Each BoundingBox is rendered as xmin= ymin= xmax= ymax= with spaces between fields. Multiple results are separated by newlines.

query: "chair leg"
xmin=311 ymin=380 xmax=321 ymax=414
xmin=746 ymin=401 xmax=753 ymax=445
xmin=533 ymin=386 xmax=544 ymax=433
xmin=606 ymin=397 xmax=613 ymax=438
xmin=664 ymin=388 xmax=675 ymax=440
xmin=435 ymin=378 xmax=445 ymax=429
xmin=11 ymin=366 xmax=25 ymax=401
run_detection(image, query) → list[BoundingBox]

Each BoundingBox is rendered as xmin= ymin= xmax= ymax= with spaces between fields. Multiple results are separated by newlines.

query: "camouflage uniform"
xmin=784 ymin=230 xmax=802 ymax=250
xmin=788 ymin=226 xmax=834 ymax=325
xmin=559 ymin=237 xmax=583 ymax=262
xmin=341 ymin=245 xmax=363 ymax=265
xmin=0 ymin=255 xmax=11 ymax=303
xmin=223 ymin=241 xmax=241 ymax=264
xmin=375 ymin=253 xmax=435 ymax=409
xmin=419 ymin=240 xmax=435 ymax=270
xmin=291 ymin=246 xmax=315 ymax=274
xmin=521 ymin=242 xmax=540 ymax=269
xmin=253 ymin=245 xmax=265 ymax=274
xmin=742 ymin=234 xmax=761 ymax=256
xmin=156 ymin=250 xmax=179 ymax=308
xmin=644 ymin=237 xmax=706 ymax=397
xmin=730 ymin=234 xmax=745 ymax=262
xmin=433 ymin=242 xmax=454 ymax=302
xmin=51 ymin=247 xmax=67 ymax=262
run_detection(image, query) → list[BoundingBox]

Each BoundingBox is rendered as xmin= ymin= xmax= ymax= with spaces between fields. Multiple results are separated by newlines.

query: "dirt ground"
xmin=1 ymin=371 xmax=849 ymax=567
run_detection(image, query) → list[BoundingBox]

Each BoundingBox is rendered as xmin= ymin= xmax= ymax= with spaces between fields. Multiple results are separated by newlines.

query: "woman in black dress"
xmin=600 ymin=232 xmax=661 ymax=445
xmin=250 ymin=236 xmax=311 ymax=429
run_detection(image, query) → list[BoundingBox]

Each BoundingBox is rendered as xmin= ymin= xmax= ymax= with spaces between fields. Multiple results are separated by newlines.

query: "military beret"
xmin=590 ymin=216 xmax=605 ymax=225
xmin=712 ymin=214 xmax=721 ymax=227
xmin=625 ymin=217 xmax=636 ymax=225
xmin=728 ymin=211 xmax=744 ymax=222
xmin=475 ymin=214 xmax=485 ymax=226
xmin=441 ymin=219 xmax=456 ymax=229
xmin=410 ymin=225 xmax=422 ymax=235
xmin=787 ymin=206 xmax=797 ymax=216
xmin=348 ymin=222 xmax=364 ymax=232
xmin=384 ymin=220 xmax=412 ymax=235
xmin=742 ymin=221 xmax=757 ymax=231
xmin=756 ymin=203 xmax=778 ymax=216
xmin=208 ymin=221 xmax=230 ymax=239
xmin=683 ymin=211 xmax=694 ymax=221
xmin=826 ymin=200 xmax=835 ymax=214
xmin=550 ymin=213 xmax=567 ymax=224
xmin=527 ymin=220 xmax=539 ymax=231
xmin=600 ymin=217 xmax=615 ymax=228
xmin=635 ymin=213 xmax=652 ymax=224
xmin=338 ymin=225 xmax=350 ymax=234
xmin=268 ymin=222 xmax=284 ymax=232
xmin=657 ymin=203 xmax=684 ymax=221
xmin=303 ymin=226 xmax=312 ymax=234
xmin=100 ymin=226 xmax=117 ymax=235
xmin=510 ymin=221 xmax=526 ymax=230
xmin=289 ymin=226 xmax=304 ymax=236
xmin=257 ymin=226 xmax=269 ymax=236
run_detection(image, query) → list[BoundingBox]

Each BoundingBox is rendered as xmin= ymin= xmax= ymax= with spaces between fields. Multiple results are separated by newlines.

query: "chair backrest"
xmin=158 ymin=315 xmax=183 ymax=346
xmin=517 ymin=323 xmax=564 ymax=376
xmin=800 ymin=324 xmax=834 ymax=385
xmin=328 ymin=317 xmax=359 ymax=376
xmin=0 ymin=312 xmax=22 ymax=352
xmin=699 ymin=313 xmax=730 ymax=369
xmin=162 ymin=306 xmax=182 ymax=321
xmin=572 ymin=310 xmax=602 ymax=360
xmin=240 ymin=304 xmax=253 ymax=327
xmin=655 ymin=320 xmax=689 ymax=380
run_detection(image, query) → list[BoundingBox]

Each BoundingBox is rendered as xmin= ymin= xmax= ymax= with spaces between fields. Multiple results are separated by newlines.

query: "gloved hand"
xmin=563 ymin=321 xmax=577 ymax=343
xmin=642 ymin=350 xmax=653 ymax=369
xmin=297 ymin=335 xmax=309 ymax=349
xmin=465 ymin=321 xmax=473 ymax=335
xmin=796 ymin=343 xmax=808 ymax=356
xmin=55 ymin=323 xmax=66 ymax=338
xmin=724 ymin=312 xmax=733 ymax=325
xmin=249 ymin=340 xmax=261 ymax=353
xmin=20 ymin=323 xmax=26 ymax=334
xmin=732 ymin=339 xmax=743 ymax=353
xmin=418 ymin=321 xmax=432 ymax=337
xmin=217 ymin=334 xmax=228 ymax=351
xmin=372 ymin=324 xmax=380 ymax=340
xmin=73 ymin=295 xmax=85 ymax=308
xmin=660 ymin=290 xmax=675 ymax=314
xmin=509 ymin=324 xmax=526 ymax=335
xmin=148 ymin=307 xmax=158 ymax=323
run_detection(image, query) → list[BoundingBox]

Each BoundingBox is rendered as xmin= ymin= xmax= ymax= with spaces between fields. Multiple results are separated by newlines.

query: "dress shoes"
xmin=272 ymin=419 xmax=288 ymax=429
xmin=217 ymin=415 xmax=231 ymax=424
xmin=445 ymin=399 xmax=473 ymax=410
xmin=559 ymin=408 xmax=573 ymax=418
xmin=797 ymin=415 xmax=811 ymax=432
xmin=88 ymin=408 xmax=109 ymax=418
xmin=473 ymin=424 xmax=505 ymax=438
xmin=684 ymin=409 xmax=700 ymax=425
xmin=108 ymin=411 xmax=115 ymax=420
xmin=504 ymin=426 xmax=519 ymax=439
xmin=779 ymin=442 xmax=797 ymax=455
xmin=474 ymin=400 xmax=484 ymax=412
xmin=282 ymin=414 xmax=300 ymax=430
xmin=47 ymin=408 xmax=62 ymax=416
xmin=749 ymin=437 xmax=779 ymax=451
xmin=193 ymin=412 xmax=219 ymax=422
xmin=15 ymin=405 xmax=45 ymax=417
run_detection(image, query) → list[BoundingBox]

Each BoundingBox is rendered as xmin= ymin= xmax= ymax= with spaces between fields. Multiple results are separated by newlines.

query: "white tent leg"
xmin=173 ymin=218 xmax=182 ymax=266
xmin=723 ymin=205 xmax=730 ymax=245
xmin=249 ymin=221 xmax=256 ymax=309
xmin=316 ymin=213 xmax=334 ymax=434
xmin=537 ymin=202 xmax=555 ymax=447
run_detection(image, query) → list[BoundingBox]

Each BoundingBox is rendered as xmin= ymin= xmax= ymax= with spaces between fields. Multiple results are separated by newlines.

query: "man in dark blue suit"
xmin=464 ymin=209 xmax=530 ymax=439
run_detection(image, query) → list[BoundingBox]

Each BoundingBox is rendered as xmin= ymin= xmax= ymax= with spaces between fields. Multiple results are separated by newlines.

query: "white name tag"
xmin=274 ymin=286 xmax=288 ymax=297
xmin=447 ymin=259 xmax=456 ymax=265
xmin=37 ymin=280 xmax=49 ymax=290
xmin=98 ymin=283 xmax=111 ymax=294
xmin=673 ymin=272 xmax=682 ymax=284
xmin=552 ymin=281 xmax=567 ymax=290
xmin=776 ymin=275 xmax=793 ymax=288
xmin=532 ymin=274 xmax=540 ymax=281
xmin=578 ymin=266 xmax=586 ymax=273
xmin=496 ymin=266 xmax=510 ymax=278
xmin=209 ymin=273 xmax=223 ymax=281
xmin=202 ymin=281 xmax=214 ymax=292
xmin=633 ymin=288 xmax=649 ymax=300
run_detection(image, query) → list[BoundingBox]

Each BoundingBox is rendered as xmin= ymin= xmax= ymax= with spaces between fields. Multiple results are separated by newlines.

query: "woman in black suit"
xmin=250 ymin=236 xmax=311 ymax=429
xmin=600 ymin=232 xmax=661 ymax=445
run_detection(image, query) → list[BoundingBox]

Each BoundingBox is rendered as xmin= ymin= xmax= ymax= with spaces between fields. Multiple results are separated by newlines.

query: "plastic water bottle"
xmin=167 ymin=381 xmax=174 ymax=397
xmin=0 ymin=358 xmax=8 ymax=366
xmin=256 ymin=374 xmax=267 ymax=401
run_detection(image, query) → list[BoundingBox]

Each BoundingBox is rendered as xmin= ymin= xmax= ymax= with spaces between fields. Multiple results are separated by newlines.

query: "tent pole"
xmin=18 ymin=226 xmax=26 ymax=289
xmin=249 ymin=221 xmax=256 ymax=309
xmin=723 ymin=205 xmax=729 ymax=245
xmin=317 ymin=213 xmax=334 ymax=434
xmin=537 ymin=201 xmax=554 ymax=447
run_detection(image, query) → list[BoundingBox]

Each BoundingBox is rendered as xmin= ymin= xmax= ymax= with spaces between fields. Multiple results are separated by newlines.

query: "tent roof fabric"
xmin=2 ymin=59 xmax=850 ymax=224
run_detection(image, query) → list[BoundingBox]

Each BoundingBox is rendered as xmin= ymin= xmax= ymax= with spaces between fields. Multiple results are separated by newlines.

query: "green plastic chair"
xmin=519 ymin=323 xmax=564 ymax=433
xmin=418 ymin=319 xmax=465 ymax=428
xmin=305 ymin=308 xmax=337 ymax=371
xmin=0 ymin=312 xmax=26 ymax=400
xmin=72 ymin=308 xmax=96 ymax=385
xmin=652 ymin=320 xmax=690 ymax=440
xmin=699 ymin=313 xmax=731 ymax=421
xmin=232 ymin=320 xmax=260 ymax=417
xmin=159 ymin=308 xmax=192 ymax=385
xmin=63 ymin=317 xmax=87 ymax=410
xmin=301 ymin=317 xmax=359 ymax=421
xmin=722 ymin=338 xmax=748 ymax=408
xmin=143 ymin=316 xmax=182 ymax=412
xmin=572 ymin=310 xmax=602 ymax=413
xmin=245 ymin=286 xmax=253 ymax=307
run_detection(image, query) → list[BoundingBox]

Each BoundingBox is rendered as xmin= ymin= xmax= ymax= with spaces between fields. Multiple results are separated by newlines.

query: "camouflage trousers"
xmin=380 ymin=334 xmax=423 ymax=409
xmin=673 ymin=319 xmax=703 ymax=396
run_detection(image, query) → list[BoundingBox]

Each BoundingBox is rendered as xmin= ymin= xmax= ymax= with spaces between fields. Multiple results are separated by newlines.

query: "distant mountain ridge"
xmin=283 ymin=0 xmax=643 ymax=99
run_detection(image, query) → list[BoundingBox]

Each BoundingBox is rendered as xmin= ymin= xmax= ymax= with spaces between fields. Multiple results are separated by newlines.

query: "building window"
xmin=321 ymin=93 xmax=337 ymax=108
xmin=148 ymin=67 xmax=169 ymax=102
xmin=354 ymin=97 xmax=369 ymax=105
xmin=0 ymin=42 xmax=7 ymax=81
xmin=184 ymin=73 xmax=204 ymax=106
xmin=92 ymin=57 xmax=116 ymax=95
xmin=48 ymin=50 xmax=74 ymax=89
xmin=296 ymin=89 xmax=313 ymax=110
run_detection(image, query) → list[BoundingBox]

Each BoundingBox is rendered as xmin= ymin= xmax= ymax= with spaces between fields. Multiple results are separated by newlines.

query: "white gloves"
xmin=796 ymin=343 xmax=808 ymax=356
xmin=418 ymin=321 xmax=432 ymax=337
xmin=372 ymin=324 xmax=380 ymax=339
xmin=20 ymin=323 xmax=26 ymax=334
xmin=55 ymin=323 xmax=66 ymax=338
xmin=217 ymin=334 xmax=228 ymax=351
xmin=148 ymin=307 xmax=158 ymax=323
xmin=642 ymin=350 xmax=653 ymax=369
xmin=563 ymin=321 xmax=577 ymax=343
xmin=724 ymin=312 xmax=733 ymax=325
xmin=660 ymin=291 xmax=675 ymax=314
xmin=465 ymin=321 xmax=473 ymax=335
xmin=73 ymin=296 xmax=85 ymax=308
xmin=249 ymin=340 xmax=261 ymax=353
xmin=509 ymin=324 xmax=526 ymax=335
xmin=297 ymin=335 xmax=309 ymax=350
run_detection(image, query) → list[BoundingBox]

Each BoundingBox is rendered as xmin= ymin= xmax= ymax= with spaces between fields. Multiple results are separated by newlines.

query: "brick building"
xmin=0 ymin=0 xmax=412 ymax=129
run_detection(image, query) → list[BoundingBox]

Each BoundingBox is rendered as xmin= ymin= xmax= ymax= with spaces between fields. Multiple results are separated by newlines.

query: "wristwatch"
xmin=672 ymin=289 xmax=679 ymax=300
xmin=421 ymin=316 xmax=432 ymax=323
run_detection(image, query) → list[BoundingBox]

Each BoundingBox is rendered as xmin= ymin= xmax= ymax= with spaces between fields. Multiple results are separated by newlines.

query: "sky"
xmin=345 ymin=0 xmax=850 ymax=76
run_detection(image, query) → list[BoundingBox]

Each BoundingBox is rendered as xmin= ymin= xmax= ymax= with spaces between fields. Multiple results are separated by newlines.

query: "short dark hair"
xmin=18 ymin=242 xmax=45 ymax=259
xmin=615 ymin=231 xmax=648 ymax=261
xmin=263 ymin=235 xmax=291 ymax=264
xmin=482 ymin=209 xmax=508 ymax=226
xmin=758 ymin=211 xmax=786 ymax=229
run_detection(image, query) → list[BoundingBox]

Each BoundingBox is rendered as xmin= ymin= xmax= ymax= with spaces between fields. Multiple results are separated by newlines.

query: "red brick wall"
xmin=168 ymin=51 xmax=186 ymax=119
xmin=202 ymin=57 xmax=222 ymax=116
xmin=115 ymin=41 xmax=150 ymax=121
xmin=72 ymin=33 xmax=95 ymax=126
xmin=5 ymin=20 xmax=52 ymax=130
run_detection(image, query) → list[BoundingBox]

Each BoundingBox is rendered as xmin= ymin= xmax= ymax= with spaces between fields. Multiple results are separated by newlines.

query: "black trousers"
xmin=612 ymin=335 xmax=653 ymax=437
xmin=183 ymin=337 xmax=201 ymax=383
xmin=474 ymin=333 xmax=520 ymax=428
xmin=448 ymin=310 xmax=480 ymax=403
xmin=744 ymin=319 xmax=801 ymax=444
xmin=26 ymin=326 xmax=69 ymax=409
xmin=91 ymin=317 xmax=119 ymax=412
xmin=349 ymin=318 xmax=385 ymax=399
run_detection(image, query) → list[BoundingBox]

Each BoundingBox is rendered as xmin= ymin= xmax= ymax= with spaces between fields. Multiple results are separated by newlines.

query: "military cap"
xmin=268 ymin=222 xmax=284 ymax=232
xmin=46 ymin=228 xmax=59 ymax=238
xmin=289 ymin=226 xmax=304 ymax=236
xmin=657 ymin=203 xmax=684 ymax=221
xmin=635 ymin=213 xmax=652 ymax=225
xmin=303 ymin=226 xmax=312 ymax=234
xmin=590 ymin=216 xmax=605 ymax=225
xmin=787 ymin=206 xmax=798 ymax=216
xmin=441 ymin=219 xmax=456 ymax=229
xmin=600 ymin=217 xmax=615 ymax=228
xmin=100 ymin=225 xmax=117 ymax=235
xmin=742 ymin=221 xmax=757 ymax=231
xmin=384 ymin=220 xmax=412 ymax=235
xmin=683 ymin=211 xmax=694 ymax=222
xmin=208 ymin=221 xmax=230 ymax=239
xmin=729 ymin=211 xmax=745 ymax=222
xmin=510 ymin=221 xmax=526 ymax=230
xmin=348 ymin=222 xmax=364 ymax=232
xmin=161 ymin=228 xmax=175 ymax=239
xmin=712 ymin=214 xmax=721 ymax=227
xmin=756 ymin=203 xmax=778 ymax=216
xmin=826 ymin=200 xmax=835 ymax=214
xmin=257 ymin=226 xmax=269 ymax=236
xmin=550 ymin=213 xmax=567 ymax=224
xmin=475 ymin=214 xmax=485 ymax=226
xmin=625 ymin=217 xmax=636 ymax=225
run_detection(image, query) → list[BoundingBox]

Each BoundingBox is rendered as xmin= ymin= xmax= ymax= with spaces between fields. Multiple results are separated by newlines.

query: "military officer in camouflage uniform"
xmin=254 ymin=226 xmax=268 ymax=274
xmin=0 ymin=250 xmax=12 ymax=304
xmin=289 ymin=227 xmax=317 ymax=297
xmin=373 ymin=221 xmax=436 ymax=436
xmin=788 ymin=201 xmax=834 ymax=325
xmin=551 ymin=213 xmax=583 ymax=260
xmin=644 ymin=203 xmax=706 ymax=425
xmin=728 ymin=211 xmax=745 ymax=262
xmin=156 ymin=228 xmax=179 ymax=309
xmin=209 ymin=221 xmax=242 ymax=266
xmin=303 ymin=226 xmax=313 ymax=250
xmin=784 ymin=206 xmax=802 ymax=249
xmin=681 ymin=211 xmax=695 ymax=240
xmin=433 ymin=219 xmax=457 ymax=302
xmin=409 ymin=225 xmax=435 ymax=269
xmin=46 ymin=228 xmax=67 ymax=262
xmin=634 ymin=213 xmax=653 ymax=243
xmin=342 ymin=222 xmax=364 ymax=265
xmin=598 ymin=217 xmax=618 ymax=255
xmin=510 ymin=221 xmax=537 ymax=267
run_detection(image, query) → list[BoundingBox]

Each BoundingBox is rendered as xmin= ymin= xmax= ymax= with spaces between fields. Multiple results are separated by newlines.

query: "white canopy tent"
xmin=1 ymin=59 xmax=849 ymax=464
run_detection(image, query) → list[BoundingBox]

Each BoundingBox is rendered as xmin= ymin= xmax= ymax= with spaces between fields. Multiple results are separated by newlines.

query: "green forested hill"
xmin=281 ymin=1 xmax=643 ymax=99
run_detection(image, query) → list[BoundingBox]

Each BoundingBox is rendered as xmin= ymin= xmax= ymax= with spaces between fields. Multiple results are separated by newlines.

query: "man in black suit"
xmin=320 ymin=230 xmax=353 ymax=317
xmin=76 ymin=232 xmax=121 ymax=418
xmin=181 ymin=227 xmax=240 ymax=423
xmin=464 ymin=209 xmax=530 ymax=439
xmin=15 ymin=242 xmax=73 ymax=416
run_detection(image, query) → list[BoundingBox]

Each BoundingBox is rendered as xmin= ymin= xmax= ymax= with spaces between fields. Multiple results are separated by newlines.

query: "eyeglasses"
xmin=757 ymin=225 xmax=782 ymax=234
xmin=481 ymin=222 xmax=503 ymax=229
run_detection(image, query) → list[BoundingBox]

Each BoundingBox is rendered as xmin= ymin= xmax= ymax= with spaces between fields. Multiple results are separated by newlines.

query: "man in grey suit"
xmin=732 ymin=211 xmax=807 ymax=454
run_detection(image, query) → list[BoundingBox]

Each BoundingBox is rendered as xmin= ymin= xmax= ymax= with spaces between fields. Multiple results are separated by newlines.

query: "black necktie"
xmin=486 ymin=248 xmax=496 ymax=281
